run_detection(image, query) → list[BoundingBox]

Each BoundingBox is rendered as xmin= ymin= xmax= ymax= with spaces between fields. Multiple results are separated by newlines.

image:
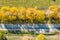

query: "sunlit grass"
xmin=0 ymin=0 xmax=60 ymax=9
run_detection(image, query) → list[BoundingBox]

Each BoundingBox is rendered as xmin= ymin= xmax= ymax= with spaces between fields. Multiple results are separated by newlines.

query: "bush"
xmin=36 ymin=34 xmax=46 ymax=40
xmin=0 ymin=33 xmax=3 ymax=40
xmin=0 ymin=31 xmax=8 ymax=40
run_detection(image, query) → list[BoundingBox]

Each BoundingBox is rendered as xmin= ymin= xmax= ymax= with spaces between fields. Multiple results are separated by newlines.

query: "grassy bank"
xmin=0 ymin=0 xmax=60 ymax=9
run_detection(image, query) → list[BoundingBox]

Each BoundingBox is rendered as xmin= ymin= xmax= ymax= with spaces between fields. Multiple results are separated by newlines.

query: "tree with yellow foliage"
xmin=1 ymin=6 xmax=10 ymax=12
xmin=47 ymin=5 xmax=58 ymax=18
xmin=26 ymin=8 xmax=37 ymax=23
xmin=0 ymin=6 xmax=59 ymax=23
xmin=56 ymin=12 xmax=60 ymax=23
xmin=17 ymin=7 xmax=26 ymax=20
xmin=18 ymin=7 xmax=26 ymax=13
xmin=35 ymin=10 xmax=45 ymax=23
xmin=8 ymin=15 xmax=16 ymax=21
xmin=0 ymin=10 xmax=7 ymax=23
xmin=46 ymin=5 xmax=59 ymax=23
xmin=26 ymin=8 xmax=36 ymax=20
xmin=10 ymin=7 xmax=18 ymax=13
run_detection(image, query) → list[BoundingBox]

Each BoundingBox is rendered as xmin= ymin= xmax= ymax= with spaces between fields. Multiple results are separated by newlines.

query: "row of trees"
xmin=0 ymin=5 xmax=60 ymax=24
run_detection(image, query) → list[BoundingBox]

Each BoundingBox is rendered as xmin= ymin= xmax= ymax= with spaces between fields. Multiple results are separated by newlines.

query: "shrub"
xmin=36 ymin=34 xmax=46 ymax=40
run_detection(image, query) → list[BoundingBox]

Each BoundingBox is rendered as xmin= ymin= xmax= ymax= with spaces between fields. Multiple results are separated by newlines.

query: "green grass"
xmin=0 ymin=0 xmax=60 ymax=9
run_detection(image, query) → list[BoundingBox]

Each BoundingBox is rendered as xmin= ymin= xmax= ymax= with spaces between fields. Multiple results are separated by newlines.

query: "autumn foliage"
xmin=0 ymin=5 xmax=59 ymax=23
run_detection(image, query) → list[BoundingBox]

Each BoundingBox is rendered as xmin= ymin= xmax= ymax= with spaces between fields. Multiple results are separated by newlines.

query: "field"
xmin=0 ymin=0 xmax=60 ymax=9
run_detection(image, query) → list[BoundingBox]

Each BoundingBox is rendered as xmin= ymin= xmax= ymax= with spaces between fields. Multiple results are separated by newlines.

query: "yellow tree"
xmin=26 ymin=8 xmax=36 ymax=20
xmin=8 ymin=15 xmax=16 ymax=21
xmin=46 ymin=5 xmax=59 ymax=23
xmin=56 ymin=13 xmax=60 ymax=23
xmin=26 ymin=7 xmax=36 ymax=23
xmin=17 ymin=7 xmax=26 ymax=20
xmin=1 ymin=6 xmax=10 ymax=12
xmin=0 ymin=10 xmax=7 ymax=23
xmin=10 ymin=7 xmax=18 ymax=15
xmin=47 ymin=5 xmax=58 ymax=18
xmin=35 ymin=10 xmax=45 ymax=23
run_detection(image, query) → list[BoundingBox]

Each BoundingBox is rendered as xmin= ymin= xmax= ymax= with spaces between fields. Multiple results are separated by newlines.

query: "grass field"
xmin=0 ymin=0 xmax=60 ymax=9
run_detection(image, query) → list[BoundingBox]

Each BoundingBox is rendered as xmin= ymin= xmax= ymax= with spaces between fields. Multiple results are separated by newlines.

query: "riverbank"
xmin=6 ymin=33 xmax=60 ymax=40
